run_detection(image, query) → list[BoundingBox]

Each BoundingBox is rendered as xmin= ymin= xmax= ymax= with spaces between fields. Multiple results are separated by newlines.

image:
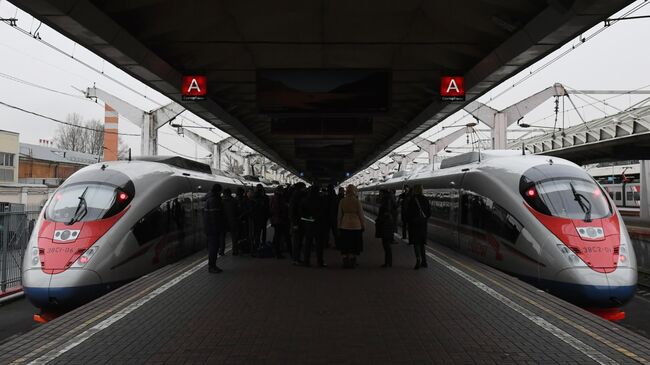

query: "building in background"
xmin=19 ymin=142 xmax=99 ymax=186
xmin=0 ymin=132 xmax=99 ymax=210
xmin=0 ymin=130 xmax=19 ymax=184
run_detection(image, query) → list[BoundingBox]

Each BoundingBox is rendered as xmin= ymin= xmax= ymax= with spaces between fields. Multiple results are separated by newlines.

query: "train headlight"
xmin=73 ymin=247 xmax=98 ymax=267
xmin=30 ymin=247 xmax=40 ymax=267
xmin=556 ymin=244 xmax=586 ymax=267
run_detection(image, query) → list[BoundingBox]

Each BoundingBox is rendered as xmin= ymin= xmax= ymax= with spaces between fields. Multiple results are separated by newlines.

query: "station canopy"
xmin=16 ymin=0 xmax=631 ymax=183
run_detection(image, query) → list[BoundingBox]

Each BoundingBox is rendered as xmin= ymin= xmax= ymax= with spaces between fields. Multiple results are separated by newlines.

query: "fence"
xmin=0 ymin=210 xmax=40 ymax=293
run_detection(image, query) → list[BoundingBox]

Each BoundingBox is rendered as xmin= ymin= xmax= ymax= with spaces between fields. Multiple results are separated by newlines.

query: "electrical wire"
xmin=158 ymin=143 xmax=207 ymax=160
xmin=0 ymin=99 xmax=141 ymax=136
xmin=0 ymin=10 xmax=224 ymax=138
xmin=437 ymin=0 xmax=650 ymax=132
xmin=0 ymin=70 xmax=91 ymax=101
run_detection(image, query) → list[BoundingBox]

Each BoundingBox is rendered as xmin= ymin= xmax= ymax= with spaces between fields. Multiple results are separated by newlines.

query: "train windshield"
xmin=46 ymin=183 xmax=131 ymax=224
xmin=521 ymin=169 xmax=612 ymax=220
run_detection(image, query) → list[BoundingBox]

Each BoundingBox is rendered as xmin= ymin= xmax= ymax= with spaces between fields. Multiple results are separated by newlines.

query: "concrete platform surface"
xmin=1 ymin=218 xmax=650 ymax=364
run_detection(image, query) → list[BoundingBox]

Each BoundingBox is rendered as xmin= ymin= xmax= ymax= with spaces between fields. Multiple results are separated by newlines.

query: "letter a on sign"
xmin=182 ymin=75 xmax=207 ymax=101
xmin=440 ymin=76 xmax=465 ymax=101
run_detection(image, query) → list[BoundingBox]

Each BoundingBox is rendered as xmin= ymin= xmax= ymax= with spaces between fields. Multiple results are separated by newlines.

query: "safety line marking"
xmin=364 ymin=216 xmax=621 ymax=365
xmin=424 ymin=249 xmax=620 ymax=365
xmin=428 ymin=247 xmax=650 ymax=365
xmin=12 ymin=255 xmax=203 ymax=365
xmin=23 ymin=249 xmax=224 ymax=365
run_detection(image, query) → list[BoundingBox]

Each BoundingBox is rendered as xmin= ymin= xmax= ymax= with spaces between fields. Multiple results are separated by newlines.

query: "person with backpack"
xmin=204 ymin=184 xmax=225 ymax=273
xmin=375 ymin=189 xmax=397 ymax=268
xmin=406 ymin=184 xmax=431 ymax=269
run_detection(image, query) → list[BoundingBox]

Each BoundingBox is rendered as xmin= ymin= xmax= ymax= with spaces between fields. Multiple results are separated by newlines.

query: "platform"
xmin=2 ymin=218 xmax=650 ymax=365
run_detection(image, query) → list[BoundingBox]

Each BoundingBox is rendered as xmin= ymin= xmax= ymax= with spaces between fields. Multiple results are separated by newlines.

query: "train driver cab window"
xmin=521 ymin=165 xmax=612 ymax=221
xmin=46 ymin=183 xmax=132 ymax=224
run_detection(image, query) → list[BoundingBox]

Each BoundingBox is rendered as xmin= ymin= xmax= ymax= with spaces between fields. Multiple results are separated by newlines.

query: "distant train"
xmin=589 ymin=163 xmax=641 ymax=208
xmin=22 ymin=156 xmax=265 ymax=312
xmin=360 ymin=151 xmax=637 ymax=308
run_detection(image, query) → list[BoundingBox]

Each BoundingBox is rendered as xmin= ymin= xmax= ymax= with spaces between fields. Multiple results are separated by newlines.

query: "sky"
xmin=1 ymin=1 xmax=650 ymax=173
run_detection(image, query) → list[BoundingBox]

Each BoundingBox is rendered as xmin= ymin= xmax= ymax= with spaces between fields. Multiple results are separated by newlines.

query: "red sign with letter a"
xmin=182 ymin=75 xmax=207 ymax=101
xmin=440 ymin=76 xmax=465 ymax=101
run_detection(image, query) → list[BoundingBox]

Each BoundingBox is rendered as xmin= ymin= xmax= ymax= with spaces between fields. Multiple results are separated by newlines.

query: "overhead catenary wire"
xmin=0 ymin=99 xmax=141 ymax=136
xmin=0 ymin=70 xmax=92 ymax=101
xmin=429 ymin=1 xmax=650 ymax=137
xmin=0 ymin=10 xmax=225 ymax=139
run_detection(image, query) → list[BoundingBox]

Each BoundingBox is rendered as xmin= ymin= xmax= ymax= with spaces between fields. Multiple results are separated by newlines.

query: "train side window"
xmin=634 ymin=192 xmax=640 ymax=201
xmin=615 ymin=192 xmax=621 ymax=200
xmin=608 ymin=191 xmax=614 ymax=199
xmin=430 ymin=190 xmax=451 ymax=221
xmin=626 ymin=192 xmax=633 ymax=201
xmin=133 ymin=198 xmax=179 ymax=245
xmin=461 ymin=191 xmax=521 ymax=244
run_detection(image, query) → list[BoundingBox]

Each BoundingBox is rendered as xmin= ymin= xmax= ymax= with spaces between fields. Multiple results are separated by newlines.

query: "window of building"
xmin=0 ymin=168 xmax=14 ymax=181
xmin=0 ymin=153 xmax=15 ymax=167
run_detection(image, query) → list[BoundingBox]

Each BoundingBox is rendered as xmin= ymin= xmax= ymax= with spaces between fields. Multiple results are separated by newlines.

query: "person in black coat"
xmin=204 ymin=184 xmax=224 ymax=273
xmin=375 ymin=189 xmax=397 ymax=267
xmin=236 ymin=187 xmax=253 ymax=254
xmin=251 ymin=184 xmax=270 ymax=256
xmin=289 ymin=182 xmax=306 ymax=265
xmin=300 ymin=185 xmax=327 ymax=267
xmin=406 ymin=184 xmax=431 ymax=269
xmin=270 ymin=186 xmax=290 ymax=258
xmin=398 ymin=185 xmax=411 ymax=241
xmin=222 ymin=188 xmax=240 ymax=255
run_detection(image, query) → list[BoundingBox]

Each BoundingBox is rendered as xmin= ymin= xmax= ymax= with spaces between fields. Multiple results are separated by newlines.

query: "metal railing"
xmin=0 ymin=210 xmax=40 ymax=293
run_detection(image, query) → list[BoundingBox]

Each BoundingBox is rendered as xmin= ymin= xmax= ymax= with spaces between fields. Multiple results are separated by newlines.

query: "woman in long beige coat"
xmin=337 ymin=184 xmax=365 ymax=268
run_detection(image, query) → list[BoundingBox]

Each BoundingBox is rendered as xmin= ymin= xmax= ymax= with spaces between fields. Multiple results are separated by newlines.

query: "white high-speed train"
xmin=23 ymin=156 xmax=260 ymax=312
xmin=360 ymin=150 xmax=637 ymax=308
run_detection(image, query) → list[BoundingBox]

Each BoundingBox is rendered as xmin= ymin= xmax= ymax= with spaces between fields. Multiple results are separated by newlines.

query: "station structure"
xmin=3 ymin=1 xmax=650 ymax=364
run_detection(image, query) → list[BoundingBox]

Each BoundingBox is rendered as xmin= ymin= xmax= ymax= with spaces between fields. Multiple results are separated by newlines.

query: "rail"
xmin=0 ymin=211 xmax=40 ymax=294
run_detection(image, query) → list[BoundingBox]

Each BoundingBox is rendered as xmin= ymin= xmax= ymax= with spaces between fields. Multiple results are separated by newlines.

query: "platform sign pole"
xmin=640 ymin=160 xmax=650 ymax=222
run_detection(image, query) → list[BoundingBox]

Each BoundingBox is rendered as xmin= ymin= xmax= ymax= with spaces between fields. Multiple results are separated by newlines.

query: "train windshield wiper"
xmin=67 ymin=187 xmax=89 ymax=225
xmin=569 ymin=182 xmax=591 ymax=222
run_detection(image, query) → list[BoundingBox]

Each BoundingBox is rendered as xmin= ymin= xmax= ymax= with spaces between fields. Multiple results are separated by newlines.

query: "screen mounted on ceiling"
xmin=257 ymin=69 xmax=391 ymax=113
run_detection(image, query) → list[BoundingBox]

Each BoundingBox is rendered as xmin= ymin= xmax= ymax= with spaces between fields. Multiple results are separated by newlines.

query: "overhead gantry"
xmin=86 ymin=87 xmax=185 ymax=156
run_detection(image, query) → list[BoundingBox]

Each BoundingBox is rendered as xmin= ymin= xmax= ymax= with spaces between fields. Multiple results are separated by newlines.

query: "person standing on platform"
xmin=301 ymin=185 xmax=327 ymax=267
xmin=222 ymin=188 xmax=240 ymax=256
xmin=236 ymin=188 xmax=252 ymax=255
xmin=375 ymin=189 xmax=397 ymax=268
xmin=204 ymin=184 xmax=224 ymax=273
xmin=337 ymin=184 xmax=365 ymax=269
xmin=252 ymin=184 xmax=270 ymax=256
xmin=289 ymin=182 xmax=307 ymax=265
xmin=270 ymin=186 xmax=290 ymax=258
xmin=326 ymin=184 xmax=340 ymax=249
xmin=398 ymin=184 xmax=411 ymax=241
xmin=406 ymin=184 xmax=431 ymax=269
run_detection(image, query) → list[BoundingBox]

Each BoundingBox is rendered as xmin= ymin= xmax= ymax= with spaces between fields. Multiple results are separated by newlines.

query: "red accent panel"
xmin=525 ymin=204 xmax=620 ymax=273
xmin=38 ymin=207 xmax=129 ymax=274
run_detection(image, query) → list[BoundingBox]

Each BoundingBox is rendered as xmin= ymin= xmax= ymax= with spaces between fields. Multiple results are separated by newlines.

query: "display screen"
xmin=257 ymin=69 xmax=391 ymax=113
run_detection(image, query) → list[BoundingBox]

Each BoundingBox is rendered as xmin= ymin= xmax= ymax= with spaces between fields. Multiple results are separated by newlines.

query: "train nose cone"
xmin=554 ymin=267 xmax=636 ymax=307
xmin=23 ymin=268 xmax=103 ymax=310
